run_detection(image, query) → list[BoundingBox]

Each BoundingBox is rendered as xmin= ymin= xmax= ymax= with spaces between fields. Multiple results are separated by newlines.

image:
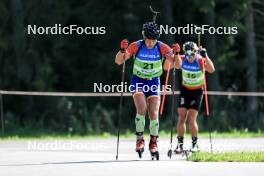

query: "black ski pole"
xmin=168 ymin=62 xmax=176 ymax=158
xmin=197 ymin=27 xmax=213 ymax=153
xmin=116 ymin=41 xmax=128 ymax=160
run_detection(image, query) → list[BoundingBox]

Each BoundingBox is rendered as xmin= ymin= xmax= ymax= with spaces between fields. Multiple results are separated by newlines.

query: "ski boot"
xmin=149 ymin=135 xmax=159 ymax=160
xmin=190 ymin=142 xmax=200 ymax=153
xmin=135 ymin=133 xmax=145 ymax=158
xmin=174 ymin=136 xmax=184 ymax=155
xmin=174 ymin=142 xmax=184 ymax=154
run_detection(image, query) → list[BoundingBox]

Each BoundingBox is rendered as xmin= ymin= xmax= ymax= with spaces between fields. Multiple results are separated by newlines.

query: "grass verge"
xmin=188 ymin=152 xmax=264 ymax=162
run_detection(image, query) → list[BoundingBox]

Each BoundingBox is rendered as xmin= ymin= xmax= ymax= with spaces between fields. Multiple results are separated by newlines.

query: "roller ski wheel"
xmin=151 ymin=151 xmax=159 ymax=160
xmin=182 ymin=150 xmax=192 ymax=158
xmin=149 ymin=136 xmax=159 ymax=161
xmin=174 ymin=149 xmax=183 ymax=155
xmin=173 ymin=149 xmax=192 ymax=158
xmin=135 ymin=139 xmax=145 ymax=159
xmin=136 ymin=148 xmax=144 ymax=158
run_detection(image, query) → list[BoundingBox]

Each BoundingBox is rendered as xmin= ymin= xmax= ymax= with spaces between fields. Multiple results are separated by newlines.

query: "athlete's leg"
xmin=147 ymin=96 xmax=160 ymax=154
xmin=147 ymin=96 xmax=160 ymax=136
xmin=177 ymin=107 xmax=188 ymax=137
xmin=187 ymin=89 xmax=203 ymax=152
xmin=144 ymin=77 xmax=160 ymax=136
xmin=133 ymin=93 xmax=147 ymax=133
xmin=187 ymin=109 xmax=199 ymax=137
xmin=131 ymin=75 xmax=146 ymax=133
xmin=133 ymin=93 xmax=147 ymax=152
xmin=188 ymin=108 xmax=200 ymax=152
xmin=177 ymin=86 xmax=189 ymax=140
xmin=175 ymin=107 xmax=188 ymax=153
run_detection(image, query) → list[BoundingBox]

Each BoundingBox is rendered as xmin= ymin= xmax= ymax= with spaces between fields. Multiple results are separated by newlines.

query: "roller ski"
xmin=173 ymin=144 xmax=192 ymax=158
xmin=180 ymin=141 xmax=200 ymax=158
xmin=149 ymin=135 xmax=159 ymax=160
xmin=174 ymin=142 xmax=184 ymax=154
xmin=182 ymin=142 xmax=200 ymax=158
xmin=167 ymin=142 xmax=181 ymax=158
xmin=171 ymin=136 xmax=193 ymax=158
xmin=183 ymin=149 xmax=192 ymax=158
xmin=174 ymin=143 xmax=191 ymax=157
xmin=173 ymin=136 xmax=185 ymax=156
xmin=135 ymin=138 xmax=145 ymax=158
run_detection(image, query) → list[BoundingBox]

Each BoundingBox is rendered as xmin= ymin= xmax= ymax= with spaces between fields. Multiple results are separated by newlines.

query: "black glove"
xmin=199 ymin=49 xmax=207 ymax=58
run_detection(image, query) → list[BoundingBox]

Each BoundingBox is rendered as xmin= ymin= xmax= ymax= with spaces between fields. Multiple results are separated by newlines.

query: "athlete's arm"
xmin=115 ymin=41 xmax=138 ymax=65
xmin=164 ymin=54 xmax=182 ymax=70
xmin=164 ymin=56 xmax=173 ymax=70
xmin=200 ymin=48 xmax=215 ymax=73
xmin=172 ymin=43 xmax=182 ymax=69
xmin=115 ymin=51 xmax=130 ymax=65
xmin=204 ymin=56 xmax=215 ymax=73
xmin=161 ymin=43 xmax=182 ymax=70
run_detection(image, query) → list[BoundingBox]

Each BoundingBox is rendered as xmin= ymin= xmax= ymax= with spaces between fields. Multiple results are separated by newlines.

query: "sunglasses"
xmin=185 ymin=50 xmax=195 ymax=56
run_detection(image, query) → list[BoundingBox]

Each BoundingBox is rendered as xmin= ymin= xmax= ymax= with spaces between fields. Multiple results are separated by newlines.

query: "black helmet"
xmin=183 ymin=41 xmax=198 ymax=52
xmin=142 ymin=22 xmax=160 ymax=39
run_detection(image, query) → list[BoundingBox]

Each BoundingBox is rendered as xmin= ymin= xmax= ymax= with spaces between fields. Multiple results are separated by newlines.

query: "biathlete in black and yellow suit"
xmin=115 ymin=21 xmax=181 ymax=159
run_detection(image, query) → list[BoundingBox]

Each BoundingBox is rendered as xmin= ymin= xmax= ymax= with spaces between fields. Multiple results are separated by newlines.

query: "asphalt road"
xmin=1 ymin=137 xmax=264 ymax=176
